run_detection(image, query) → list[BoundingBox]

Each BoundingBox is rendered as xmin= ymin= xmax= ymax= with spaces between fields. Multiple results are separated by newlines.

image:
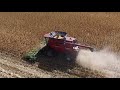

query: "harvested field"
xmin=0 ymin=12 xmax=120 ymax=78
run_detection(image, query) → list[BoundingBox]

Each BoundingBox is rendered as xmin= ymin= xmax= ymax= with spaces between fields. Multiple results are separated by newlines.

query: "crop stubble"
xmin=0 ymin=12 xmax=119 ymax=77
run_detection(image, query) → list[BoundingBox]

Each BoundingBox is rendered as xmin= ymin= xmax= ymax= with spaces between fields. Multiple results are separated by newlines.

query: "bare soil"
xmin=0 ymin=12 xmax=119 ymax=78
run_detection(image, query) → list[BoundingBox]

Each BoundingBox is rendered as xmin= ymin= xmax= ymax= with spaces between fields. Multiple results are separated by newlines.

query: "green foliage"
xmin=23 ymin=48 xmax=39 ymax=61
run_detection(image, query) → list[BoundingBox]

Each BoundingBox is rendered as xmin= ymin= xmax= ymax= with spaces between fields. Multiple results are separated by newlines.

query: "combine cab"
xmin=24 ymin=31 xmax=94 ymax=62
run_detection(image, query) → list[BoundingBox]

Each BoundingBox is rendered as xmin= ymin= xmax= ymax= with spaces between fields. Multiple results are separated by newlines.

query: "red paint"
xmin=44 ymin=31 xmax=93 ymax=53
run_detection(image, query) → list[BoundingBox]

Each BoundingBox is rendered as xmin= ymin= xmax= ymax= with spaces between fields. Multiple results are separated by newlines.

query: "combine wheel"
xmin=64 ymin=53 xmax=73 ymax=61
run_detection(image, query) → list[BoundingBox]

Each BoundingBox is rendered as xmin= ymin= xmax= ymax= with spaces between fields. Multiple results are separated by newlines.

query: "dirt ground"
xmin=0 ymin=12 xmax=120 ymax=78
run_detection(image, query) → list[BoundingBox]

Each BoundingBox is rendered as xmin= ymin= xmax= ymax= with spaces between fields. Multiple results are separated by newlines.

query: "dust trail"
xmin=76 ymin=47 xmax=120 ymax=78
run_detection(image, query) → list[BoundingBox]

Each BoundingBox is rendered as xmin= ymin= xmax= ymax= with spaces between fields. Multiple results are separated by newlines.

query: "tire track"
xmin=0 ymin=53 xmax=52 ymax=78
xmin=0 ymin=53 xmax=104 ymax=78
xmin=0 ymin=53 xmax=79 ymax=78
xmin=0 ymin=66 xmax=22 ymax=78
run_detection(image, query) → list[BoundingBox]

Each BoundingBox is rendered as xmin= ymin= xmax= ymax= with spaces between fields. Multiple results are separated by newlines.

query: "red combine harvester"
xmin=24 ymin=31 xmax=95 ymax=62
xmin=39 ymin=31 xmax=94 ymax=61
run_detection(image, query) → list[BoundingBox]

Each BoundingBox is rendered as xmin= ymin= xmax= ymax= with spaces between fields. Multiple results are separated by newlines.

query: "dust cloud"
xmin=76 ymin=47 xmax=120 ymax=78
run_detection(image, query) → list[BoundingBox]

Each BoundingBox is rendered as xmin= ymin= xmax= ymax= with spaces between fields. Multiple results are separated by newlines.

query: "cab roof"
xmin=44 ymin=31 xmax=76 ymax=41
